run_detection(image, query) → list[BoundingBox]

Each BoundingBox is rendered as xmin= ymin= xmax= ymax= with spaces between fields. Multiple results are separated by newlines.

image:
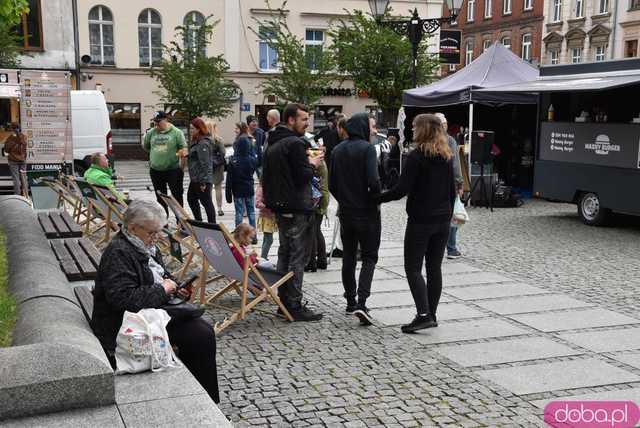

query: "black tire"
xmin=578 ymin=192 xmax=609 ymax=226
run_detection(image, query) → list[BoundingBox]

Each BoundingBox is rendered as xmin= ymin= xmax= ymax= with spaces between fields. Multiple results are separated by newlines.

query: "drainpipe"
xmin=610 ymin=0 xmax=619 ymax=59
xmin=71 ymin=0 xmax=81 ymax=87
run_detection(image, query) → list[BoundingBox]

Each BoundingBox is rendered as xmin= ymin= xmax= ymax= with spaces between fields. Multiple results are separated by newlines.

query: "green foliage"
xmin=0 ymin=230 xmax=16 ymax=347
xmin=0 ymin=0 xmax=29 ymax=25
xmin=0 ymin=20 xmax=23 ymax=68
xmin=150 ymin=15 xmax=240 ymax=120
xmin=251 ymin=1 xmax=335 ymax=107
xmin=329 ymin=8 xmax=439 ymax=113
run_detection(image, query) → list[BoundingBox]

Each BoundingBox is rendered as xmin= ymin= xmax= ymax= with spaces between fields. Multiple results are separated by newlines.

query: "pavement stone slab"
xmin=558 ymin=328 xmax=640 ymax=353
xmin=611 ymin=352 xmax=640 ymax=370
xmin=1 ymin=406 xmax=124 ymax=428
xmin=474 ymin=294 xmax=594 ymax=315
xmin=508 ymin=308 xmax=640 ymax=332
xmin=118 ymin=394 xmax=231 ymax=427
xmin=406 ymin=318 xmax=528 ymax=345
xmin=305 ymin=269 xmax=399 ymax=285
xmin=312 ymin=278 xmax=411 ymax=296
xmin=477 ymin=358 xmax=640 ymax=395
xmin=530 ymin=388 xmax=640 ymax=408
xmin=443 ymin=272 xmax=514 ymax=287
xmin=435 ymin=337 xmax=583 ymax=367
xmin=374 ymin=304 xmax=485 ymax=326
xmin=445 ymin=283 xmax=549 ymax=301
xmin=384 ymin=262 xmax=482 ymax=277
xmin=366 ymin=291 xmax=452 ymax=309
xmin=115 ymin=365 xmax=205 ymax=404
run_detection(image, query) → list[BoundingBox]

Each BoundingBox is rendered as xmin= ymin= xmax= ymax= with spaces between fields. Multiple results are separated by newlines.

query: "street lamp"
xmin=370 ymin=0 xmax=465 ymax=87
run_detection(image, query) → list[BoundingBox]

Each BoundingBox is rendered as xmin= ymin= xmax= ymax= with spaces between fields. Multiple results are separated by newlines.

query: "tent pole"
xmin=467 ymin=102 xmax=474 ymax=181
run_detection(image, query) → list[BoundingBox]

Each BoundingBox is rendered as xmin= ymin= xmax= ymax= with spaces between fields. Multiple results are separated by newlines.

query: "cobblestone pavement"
xmin=116 ymin=161 xmax=640 ymax=427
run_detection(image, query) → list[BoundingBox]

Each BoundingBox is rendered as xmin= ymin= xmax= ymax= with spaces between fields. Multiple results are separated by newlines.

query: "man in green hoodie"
xmin=143 ymin=111 xmax=187 ymax=215
xmin=84 ymin=152 xmax=125 ymax=202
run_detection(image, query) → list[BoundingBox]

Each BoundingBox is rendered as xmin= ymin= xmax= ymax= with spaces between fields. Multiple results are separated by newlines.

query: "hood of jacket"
xmin=345 ymin=113 xmax=371 ymax=141
xmin=267 ymin=124 xmax=300 ymax=146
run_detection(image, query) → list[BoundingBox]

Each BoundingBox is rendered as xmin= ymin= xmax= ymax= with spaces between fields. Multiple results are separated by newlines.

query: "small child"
xmin=255 ymin=182 xmax=277 ymax=260
xmin=231 ymin=223 xmax=275 ymax=270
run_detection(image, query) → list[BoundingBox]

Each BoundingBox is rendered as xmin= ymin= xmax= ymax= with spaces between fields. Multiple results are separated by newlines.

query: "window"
xmin=595 ymin=45 xmax=606 ymax=61
xmin=524 ymin=0 xmax=534 ymax=9
xmin=258 ymin=26 xmax=278 ymax=71
xmin=88 ymin=6 xmax=114 ymax=65
xmin=575 ymin=0 xmax=584 ymax=16
xmin=485 ymin=0 xmax=493 ymax=17
xmin=467 ymin=0 xmax=476 ymax=21
xmin=553 ymin=0 xmax=562 ymax=21
xmin=504 ymin=0 xmax=512 ymax=13
xmin=138 ymin=9 xmax=162 ymax=67
xmin=107 ymin=103 xmax=141 ymax=146
xmin=483 ymin=39 xmax=492 ymax=51
xmin=501 ymin=36 xmax=511 ymax=50
xmin=571 ymin=47 xmax=583 ymax=63
xmin=549 ymin=49 xmax=559 ymax=64
xmin=305 ymin=30 xmax=324 ymax=71
xmin=465 ymin=40 xmax=474 ymax=64
xmin=598 ymin=0 xmax=609 ymax=13
xmin=521 ymin=33 xmax=532 ymax=61
xmin=183 ymin=11 xmax=206 ymax=56
xmin=625 ymin=40 xmax=638 ymax=57
xmin=15 ymin=0 xmax=42 ymax=50
xmin=632 ymin=0 xmax=640 ymax=9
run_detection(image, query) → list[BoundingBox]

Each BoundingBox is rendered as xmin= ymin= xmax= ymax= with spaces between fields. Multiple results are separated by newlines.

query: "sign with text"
xmin=539 ymin=122 xmax=640 ymax=169
xmin=19 ymin=70 xmax=72 ymax=167
xmin=439 ymin=30 xmax=462 ymax=65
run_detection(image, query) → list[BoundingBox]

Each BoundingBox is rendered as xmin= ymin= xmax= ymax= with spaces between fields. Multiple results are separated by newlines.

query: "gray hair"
xmin=123 ymin=200 xmax=166 ymax=228
xmin=434 ymin=112 xmax=447 ymax=124
xmin=267 ymin=109 xmax=280 ymax=122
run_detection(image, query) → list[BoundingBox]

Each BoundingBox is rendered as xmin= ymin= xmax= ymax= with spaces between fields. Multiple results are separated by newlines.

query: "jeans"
xmin=404 ymin=222 xmax=449 ymax=317
xmin=276 ymin=213 xmax=313 ymax=310
xmin=8 ymin=161 xmax=25 ymax=195
xmin=187 ymin=182 xmax=216 ymax=223
xmin=150 ymin=168 xmax=184 ymax=217
xmin=234 ymin=196 xmax=256 ymax=228
xmin=447 ymin=226 xmax=458 ymax=254
xmin=340 ymin=212 xmax=381 ymax=305
xmin=306 ymin=213 xmax=327 ymax=267
xmin=261 ymin=232 xmax=274 ymax=260
xmin=214 ymin=183 xmax=223 ymax=210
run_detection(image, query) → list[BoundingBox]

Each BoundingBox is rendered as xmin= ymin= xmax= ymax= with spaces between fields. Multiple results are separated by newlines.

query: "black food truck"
xmin=480 ymin=58 xmax=640 ymax=225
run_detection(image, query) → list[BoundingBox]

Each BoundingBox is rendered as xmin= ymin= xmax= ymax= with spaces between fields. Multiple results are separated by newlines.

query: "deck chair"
xmin=187 ymin=220 xmax=294 ymax=333
xmin=75 ymin=178 xmax=125 ymax=245
xmin=40 ymin=177 xmax=83 ymax=215
xmin=59 ymin=174 xmax=90 ymax=223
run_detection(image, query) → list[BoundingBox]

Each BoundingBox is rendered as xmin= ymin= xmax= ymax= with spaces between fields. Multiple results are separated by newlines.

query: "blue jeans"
xmin=447 ymin=226 xmax=458 ymax=254
xmin=234 ymin=196 xmax=256 ymax=228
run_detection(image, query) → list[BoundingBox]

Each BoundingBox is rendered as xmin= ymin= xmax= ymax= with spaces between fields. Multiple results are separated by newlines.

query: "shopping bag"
xmin=451 ymin=196 xmax=469 ymax=227
xmin=115 ymin=308 xmax=181 ymax=374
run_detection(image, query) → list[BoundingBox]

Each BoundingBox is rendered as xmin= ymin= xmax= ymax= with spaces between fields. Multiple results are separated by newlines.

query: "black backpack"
xmin=493 ymin=183 xmax=524 ymax=208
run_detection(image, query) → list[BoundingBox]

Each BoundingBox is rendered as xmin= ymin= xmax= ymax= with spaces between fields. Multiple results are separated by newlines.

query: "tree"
xmin=329 ymin=8 xmax=440 ymax=126
xmin=251 ymin=1 xmax=335 ymax=107
xmin=150 ymin=16 xmax=240 ymax=120
xmin=0 ymin=0 xmax=29 ymax=24
xmin=0 ymin=0 xmax=29 ymax=68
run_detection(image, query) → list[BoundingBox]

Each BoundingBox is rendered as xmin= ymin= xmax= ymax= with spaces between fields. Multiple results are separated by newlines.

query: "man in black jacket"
xmin=329 ymin=113 xmax=382 ymax=325
xmin=262 ymin=103 xmax=325 ymax=321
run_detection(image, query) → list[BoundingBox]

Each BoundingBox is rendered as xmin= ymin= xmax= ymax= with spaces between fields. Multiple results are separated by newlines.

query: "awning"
xmin=476 ymin=71 xmax=640 ymax=93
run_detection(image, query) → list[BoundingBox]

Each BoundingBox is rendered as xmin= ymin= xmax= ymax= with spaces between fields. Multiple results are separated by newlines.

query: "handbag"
xmin=161 ymin=296 xmax=205 ymax=321
xmin=452 ymin=196 xmax=469 ymax=227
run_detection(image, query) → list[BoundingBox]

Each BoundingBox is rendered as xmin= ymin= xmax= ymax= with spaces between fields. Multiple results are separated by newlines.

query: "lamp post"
xmin=369 ymin=0 xmax=465 ymax=87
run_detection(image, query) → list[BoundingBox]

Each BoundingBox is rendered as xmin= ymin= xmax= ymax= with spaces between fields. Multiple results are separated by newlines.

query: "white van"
xmin=70 ymin=90 xmax=112 ymax=174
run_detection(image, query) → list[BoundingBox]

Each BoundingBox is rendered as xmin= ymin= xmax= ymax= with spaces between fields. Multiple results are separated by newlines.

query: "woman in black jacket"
xmin=92 ymin=200 xmax=220 ymax=403
xmin=377 ymin=113 xmax=456 ymax=333
xmin=226 ymin=122 xmax=257 ymax=231
xmin=187 ymin=117 xmax=216 ymax=223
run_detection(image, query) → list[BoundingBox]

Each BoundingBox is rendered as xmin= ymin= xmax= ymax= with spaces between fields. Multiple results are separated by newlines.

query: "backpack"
xmin=493 ymin=183 xmax=524 ymax=208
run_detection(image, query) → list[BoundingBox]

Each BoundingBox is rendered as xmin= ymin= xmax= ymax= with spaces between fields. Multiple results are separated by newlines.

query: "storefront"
xmin=0 ymin=70 xmax=22 ymax=176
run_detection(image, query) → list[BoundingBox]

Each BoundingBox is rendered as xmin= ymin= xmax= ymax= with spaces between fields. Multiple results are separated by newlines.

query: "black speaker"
xmin=471 ymin=130 xmax=495 ymax=164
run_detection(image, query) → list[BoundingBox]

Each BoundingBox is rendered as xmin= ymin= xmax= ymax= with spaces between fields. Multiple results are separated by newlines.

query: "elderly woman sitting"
xmin=91 ymin=200 xmax=219 ymax=403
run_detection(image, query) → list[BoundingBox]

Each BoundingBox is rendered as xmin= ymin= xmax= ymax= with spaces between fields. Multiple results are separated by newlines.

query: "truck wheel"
xmin=578 ymin=192 xmax=609 ymax=226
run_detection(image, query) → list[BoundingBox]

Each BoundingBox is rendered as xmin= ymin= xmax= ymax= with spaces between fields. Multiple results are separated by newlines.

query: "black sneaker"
xmin=447 ymin=250 xmax=462 ymax=259
xmin=401 ymin=315 xmax=437 ymax=333
xmin=354 ymin=306 xmax=373 ymax=326
xmin=304 ymin=263 xmax=317 ymax=273
xmin=218 ymin=210 xmax=224 ymax=217
xmin=328 ymin=248 xmax=343 ymax=258
xmin=345 ymin=303 xmax=357 ymax=314
xmin=290 ymin=304 xmax=323 ymax=322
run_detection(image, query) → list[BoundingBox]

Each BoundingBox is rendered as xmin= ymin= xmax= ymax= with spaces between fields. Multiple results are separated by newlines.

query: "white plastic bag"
xmin=115 ymin=308 xmax=181 ymax=374
xmin=451 ymin=196 xmax=469 ymax=227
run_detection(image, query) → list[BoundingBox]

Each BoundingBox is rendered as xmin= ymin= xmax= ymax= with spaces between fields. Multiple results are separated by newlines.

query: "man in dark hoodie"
xmin=329 ymin=113 xmax=382 ymax=326
xmin=262 ymin=103 xmax=325 ymax=322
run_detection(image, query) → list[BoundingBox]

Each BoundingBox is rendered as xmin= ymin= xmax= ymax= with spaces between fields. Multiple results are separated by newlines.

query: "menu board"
xmin=19 ymin=70 xmax=72 ymax=171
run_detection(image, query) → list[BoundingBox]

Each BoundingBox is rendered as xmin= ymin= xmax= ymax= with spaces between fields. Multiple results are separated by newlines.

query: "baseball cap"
xmin=152 ymin=111 xmax=169 ymax=122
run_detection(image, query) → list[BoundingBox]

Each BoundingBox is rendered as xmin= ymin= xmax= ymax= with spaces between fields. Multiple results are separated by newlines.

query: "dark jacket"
xmin=252 ymin=127 xmax=265 ymax=167
xmin=329 ymin=113 xmax=381 ymax=218
xmin=188 ymin=135 xmax=214 ymax=184
xmin=314 ymin=126 xmax=339 ymax=166
xmin=377 ymin=148 xmax=456 ymax=224
xmin=226 ymin=135 xmax=257 ymax=201
xmin=91 ymin=233 xmax=169 ymax=354
xmin=4 ymin=132 xmax=27 ymax=162
xmin=262 ymin=125 xmax=314 ymax=214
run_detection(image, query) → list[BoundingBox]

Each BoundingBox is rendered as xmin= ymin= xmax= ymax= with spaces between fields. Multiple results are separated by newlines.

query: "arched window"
xmin=88 ymin=5 xmax=114 ymax=65
xmin=183 ymin=11 xmax=206 ymax=56
xmin=138 ymin=8 xmax=162 ymax=67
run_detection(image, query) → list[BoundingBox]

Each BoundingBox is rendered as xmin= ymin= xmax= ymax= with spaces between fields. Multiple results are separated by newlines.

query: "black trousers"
xmin=166 ymin=317 xmax=220 ymax=404
xmin=187 ymin=182 xmax=216 ymax=223
xmin=403 ymin=221 xmax=449 ymax=317
xmin=340 ymin=212 xmax=381 ymax=305
xmin=276 ymin=213 xmax=313 ymax=310
xmin=150 ymin=168 xmax=184 ymax=216
xmin=306 ymin=213 xmax=327 ymax=268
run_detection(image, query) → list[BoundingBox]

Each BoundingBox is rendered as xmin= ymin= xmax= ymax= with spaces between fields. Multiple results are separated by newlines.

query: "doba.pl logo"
xmin=544 ymin=401 xmax=640 ymax=428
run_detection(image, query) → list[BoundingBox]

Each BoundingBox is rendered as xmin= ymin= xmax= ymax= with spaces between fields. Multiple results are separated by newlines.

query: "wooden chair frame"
xmin=75 ymin=179 xmax=126 ymax=245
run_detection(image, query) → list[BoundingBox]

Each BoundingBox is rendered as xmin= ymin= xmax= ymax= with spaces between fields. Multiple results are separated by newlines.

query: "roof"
xmin=402 ymin=42 xmax=540 ymax=107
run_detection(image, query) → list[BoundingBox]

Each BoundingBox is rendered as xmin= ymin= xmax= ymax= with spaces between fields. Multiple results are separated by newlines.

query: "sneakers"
xmin=345 ymin=303 xmax=358 ymax=314
xmin=328 ymin=248 xmax=343 ymax=258
xmin=401 ymin=314 xmax=438 ymax=333
xmin=317 ymin=262 xmax=327 ymax=270
xmin=289 ymin=303 xmax=323 ymax=322
xmin=354 ymin=305 xmax=373 ymax=326
xmin=447 ymin=249 xmax=462 ymax=259
xmin=304 ymin=263 xmax=317 ymax=273
xmin=217 ymin=210 xmax=224 ymax=217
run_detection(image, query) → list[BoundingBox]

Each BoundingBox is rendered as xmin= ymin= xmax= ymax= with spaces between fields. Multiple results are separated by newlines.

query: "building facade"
xmin=615 ymin=0 xmax=640 ymax=58
xmin=440 ymin=0 xmax=544 ymax=75
xmin=76 ymin=0 xmax=439 ymax=159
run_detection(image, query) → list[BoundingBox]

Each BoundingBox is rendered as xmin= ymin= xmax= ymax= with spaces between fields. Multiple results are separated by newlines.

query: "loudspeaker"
xmin=471 ymin=130 xmax=495 ymax=164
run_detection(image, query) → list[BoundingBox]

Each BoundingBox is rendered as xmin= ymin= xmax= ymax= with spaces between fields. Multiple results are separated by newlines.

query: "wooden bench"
xmin=38 ymin=211 xmax=83 ymax=239
xmin=50 ymin=237 xmax=101 ymax=281
xmin=74 ymin=285 xmax=94 ymax=323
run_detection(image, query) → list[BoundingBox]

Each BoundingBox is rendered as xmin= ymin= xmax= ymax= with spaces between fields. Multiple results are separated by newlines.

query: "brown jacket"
xmin=4 ymin=133 xmax=27 ymax=162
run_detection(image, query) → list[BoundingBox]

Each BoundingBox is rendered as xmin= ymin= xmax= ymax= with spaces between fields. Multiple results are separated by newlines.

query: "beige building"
xmin=76 ymin=0 xmax=440 ymax=159
xmin=615 ymin=0 xmax=640 ymax=58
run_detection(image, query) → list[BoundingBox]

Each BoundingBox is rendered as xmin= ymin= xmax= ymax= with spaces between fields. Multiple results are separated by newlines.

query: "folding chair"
xmin=187 ymin=220 xmax=294 ymax=333
xmin=59 ymin=174 xmax=90 ymax=224
xmin=75 ymin=178 xmax=126 ymax=245
xmin=40 ymin=177 xmax=83 ymax=215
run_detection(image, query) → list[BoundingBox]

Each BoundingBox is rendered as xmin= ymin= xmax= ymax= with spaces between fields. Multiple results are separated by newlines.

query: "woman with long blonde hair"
xmin=377 ymin=113 xmax=456 ymax=333
xmin=205 ymin=120 xmax=227 ymax=216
